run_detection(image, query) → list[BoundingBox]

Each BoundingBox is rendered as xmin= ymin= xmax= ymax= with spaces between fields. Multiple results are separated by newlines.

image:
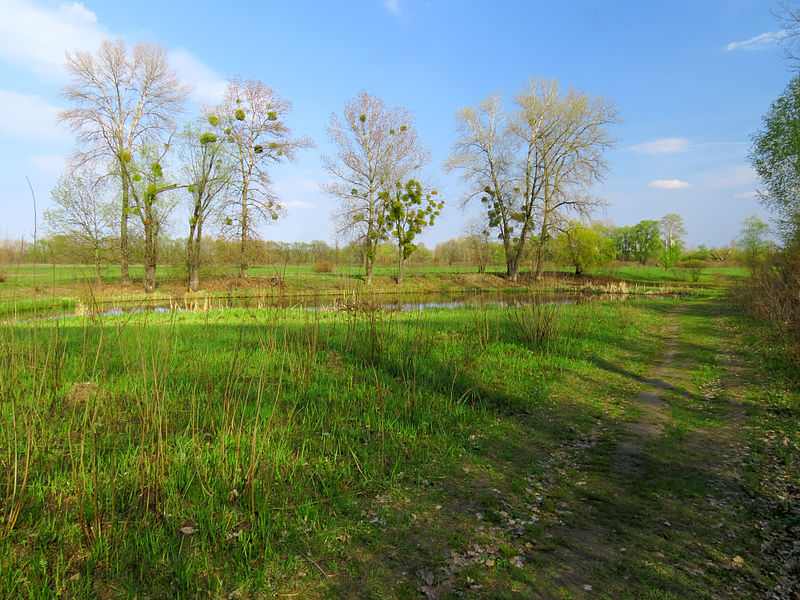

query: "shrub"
xmin=678 ymin=259 xmax=705 ymax=282
xmin=312 ymin=261 xmax=334 ymax=273
xmin=743 ymin=244 xmax=800 ymax=371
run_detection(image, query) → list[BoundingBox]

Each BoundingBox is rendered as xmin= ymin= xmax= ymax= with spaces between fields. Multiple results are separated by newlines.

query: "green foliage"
xmin=199 ymin=132 xmax=217 ymax=145
xmin=207 ymin=114 xmax=219 ymax=126
xmin=383 ymin=180 xmax=444 ymax=278
xmin=552 ymin=224 xmax=615 ymax=275
xmin=738 ymin=214 xmax=772 ymax=270
xmin=235 ymin=108 xmax=245 ymax=121
xmin=684 ymin=244 xmax=713 ymax=262
xmin=614 ymin=220 xmax=662 ymax=264
xmin=679 ymin=258 xmax=704 ymax=282
xmin=750 ymin=74 xmax=800 ymax=243
xmin=267 ymin=111 xmax=277 ymax=121
xmin=660 ymin=242 xmax=683 ymax=270
xmin=121 ymin=150 xmax=132 ymax=163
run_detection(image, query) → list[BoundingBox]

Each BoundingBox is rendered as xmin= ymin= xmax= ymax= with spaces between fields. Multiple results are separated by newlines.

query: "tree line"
xmin=38 ymin=37 xmax=634 ymax=293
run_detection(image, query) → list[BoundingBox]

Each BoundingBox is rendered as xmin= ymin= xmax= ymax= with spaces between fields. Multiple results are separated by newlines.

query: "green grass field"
xmin=1 ymin=264 xmax=795 ymax=598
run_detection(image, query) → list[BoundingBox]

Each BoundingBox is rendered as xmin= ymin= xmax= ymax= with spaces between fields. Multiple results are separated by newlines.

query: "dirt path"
xmin=610 ymin=315 xmax=678 ymax=478
xmin=537 ymin=310 xmax=684 ymax=597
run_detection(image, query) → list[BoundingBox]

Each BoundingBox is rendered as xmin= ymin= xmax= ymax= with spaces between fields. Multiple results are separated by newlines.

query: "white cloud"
xmin=384 ymin=0 xmax=402 ymax=16
xmin=0 ymin=0 xmax=108 ymax=80
xmin=168 ymin=48 xmax=227 ymax=106
xmin=648 ymin=179 xmax=691 ymax=190
xmin=630 ymin=137 xmax=691 ymax=154
xmin=0 ymin=2 xmax=227 ymax=105
xmin=733 ymin=190 xmax=758 ymax=199
xmin=725 ymin=31 xmax=787 ymax=52
xmin=0 ymin=89 xmax=67 ymax=141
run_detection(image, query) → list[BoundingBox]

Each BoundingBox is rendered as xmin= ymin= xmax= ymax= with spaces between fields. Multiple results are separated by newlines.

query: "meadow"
xmin=1 ymin=264 xmax=797 ymax=599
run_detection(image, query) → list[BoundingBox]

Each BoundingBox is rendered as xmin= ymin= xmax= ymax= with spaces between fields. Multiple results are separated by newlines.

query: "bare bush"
xmin=506 ymin=292 xmax=563 ymax=350
xmin=743 ymin=245 xmax=800 ymax=371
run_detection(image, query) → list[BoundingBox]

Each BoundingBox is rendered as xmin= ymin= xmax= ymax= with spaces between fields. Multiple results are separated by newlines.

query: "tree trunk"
xmin=142 ymin=206 xmax=156 ymax=294
xmin=143 ymin=260 xmax=156 ymax=293
xmin=94 ymin=245 xmax=102 ymax=284
xmin=239 ymin=232 xmax=248 ymax=278
xmin=239 ymin=188 xmax=249 ymax=278
xmin=506 ymin=247 xmax=520 ymax=282
xmin=188 ymin=262 xmax=199 ymax=293
xmin=397 ymin=250 xmax=405 ymax=284
xmin=187 ymin=217 xmax=201 ymax=292
xmin=365 ymin=255 xmax=374 ymax=285
xmin=120 ymin=177 xmax=131 ymax=286
xmin=533 ymin=220 xmax=549 ymax=281
xmin=534 ymin=242 xmax=545 ymax=280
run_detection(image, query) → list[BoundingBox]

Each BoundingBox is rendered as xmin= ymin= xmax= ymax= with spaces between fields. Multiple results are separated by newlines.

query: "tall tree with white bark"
xmin=322 ymin=91 xmax=430 ymax=284
xmin=59 ymin=38 xmax=188 ymax=286
xmin=447 ymin=79 xmax=618 ymax=281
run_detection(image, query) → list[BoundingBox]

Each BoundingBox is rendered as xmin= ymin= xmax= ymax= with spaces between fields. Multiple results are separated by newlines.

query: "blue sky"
xmin=0 ymin=0 xmax=792 ymax=248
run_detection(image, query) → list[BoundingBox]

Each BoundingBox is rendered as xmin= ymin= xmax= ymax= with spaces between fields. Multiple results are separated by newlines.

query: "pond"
xmin=14 ymin=288 xmax=658 ymax=323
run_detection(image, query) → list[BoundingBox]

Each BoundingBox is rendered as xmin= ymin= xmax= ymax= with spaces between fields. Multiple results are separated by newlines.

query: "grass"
xmin=0 ymin=296 xmax=656 ymax=598
xmin=1 ymin=263 xmax=795 ymax=598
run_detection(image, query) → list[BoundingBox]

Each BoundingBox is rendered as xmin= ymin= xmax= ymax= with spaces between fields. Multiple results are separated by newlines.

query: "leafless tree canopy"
xmin=43 ymin=168 xmax=115 ymax=281
xmin=322 ymin=91 xmax=430 ymax=283
xmin=60 ymin=38 xmax=188 ymax=169
xmin=446 ymin=78 xmax=618 ymax=280
xmin=214 ymin=76 xmax=314 ymax=276
xmin=59 ymin=38 xmax=189 ymax=285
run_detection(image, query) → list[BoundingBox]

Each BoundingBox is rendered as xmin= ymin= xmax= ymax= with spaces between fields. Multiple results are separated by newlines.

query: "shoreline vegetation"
xmin=1 ymin=264 xmax=797 ymax=599
xmin=0 ymin=262 xmax=743 ymax=319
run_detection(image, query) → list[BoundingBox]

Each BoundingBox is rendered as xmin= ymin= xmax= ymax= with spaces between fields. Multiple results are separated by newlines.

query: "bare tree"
xmin=516 ymin=79 xmax=618 ymax=279
xmin=462 ymin=216 xmax=494 ymax=274
xmin=43 ymin=168 xmax=114 ymax=283
xmin=213 ymin=77 xmax=313 ymax=278
xmin=447 ymin=79 xmax=618 ymax=281
xmin=445 ymin=95 xmax=517 ymax=274
xmin=59 ymin=39 xmax=188 ymax=286
xmin=779 ymin=2 xmax=800 ymax=65
xmin=322 ymin=91 xmax=430 ymax=284
xmin=180 ymin=121 xmax=233 ymax=291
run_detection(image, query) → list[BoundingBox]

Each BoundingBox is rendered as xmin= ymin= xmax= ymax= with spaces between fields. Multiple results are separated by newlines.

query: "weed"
xmin=506 ymin=291 xmax=563 ymax=350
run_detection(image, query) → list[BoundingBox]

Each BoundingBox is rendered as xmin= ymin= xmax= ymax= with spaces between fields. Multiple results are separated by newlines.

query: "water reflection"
xmin=25 ymin=289 xmax=654 ymax=322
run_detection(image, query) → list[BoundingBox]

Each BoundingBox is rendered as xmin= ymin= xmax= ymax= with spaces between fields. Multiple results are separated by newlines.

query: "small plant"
xmin=506 ymin=291 xmax=563 ymax=350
